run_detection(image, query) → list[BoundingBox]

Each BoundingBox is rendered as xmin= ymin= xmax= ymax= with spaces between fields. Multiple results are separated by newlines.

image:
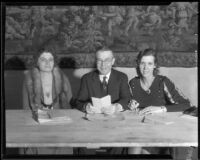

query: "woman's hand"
xmin=139 ymin=106 xmax=167 ymax=115
xmin=128 ymin=99 xmax=140 ymax=112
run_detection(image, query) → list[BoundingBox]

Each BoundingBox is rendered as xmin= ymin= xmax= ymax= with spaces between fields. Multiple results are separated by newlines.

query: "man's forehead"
xmin=40 ymin=52 xmax=53 ymax=59
xmin=96 ymin=51 xmax=113 ymax=58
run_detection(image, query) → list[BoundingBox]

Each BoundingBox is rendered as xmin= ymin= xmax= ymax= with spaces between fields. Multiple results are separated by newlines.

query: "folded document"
xmin=91 ymin=95 xmax=111 ymax=110
xmin=141 ymin=115 xmax=174 ymax=125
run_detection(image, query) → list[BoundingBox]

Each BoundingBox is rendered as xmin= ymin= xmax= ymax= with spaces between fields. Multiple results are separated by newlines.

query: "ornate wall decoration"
xmin=4 ymin=3 xmax=198 ymax=68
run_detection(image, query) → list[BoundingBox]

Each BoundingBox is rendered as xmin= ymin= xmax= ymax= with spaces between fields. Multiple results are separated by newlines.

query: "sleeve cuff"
xmin=115 ymin=103 xmax=123 ymax=112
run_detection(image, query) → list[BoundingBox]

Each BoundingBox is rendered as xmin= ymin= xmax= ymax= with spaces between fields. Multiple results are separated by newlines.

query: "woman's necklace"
xmin=46 ymin=92 xmax=50 ymax=98
xmin=140 ymin=77 xmax=155 ymax=94
xmin=40 ymin=72 xmax=53 ymax=104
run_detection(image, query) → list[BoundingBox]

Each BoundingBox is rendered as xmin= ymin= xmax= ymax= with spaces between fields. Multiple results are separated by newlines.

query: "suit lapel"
xmin=91 ymin=69 xmax=118 ymax=98
xmin=107 ymin=69 xmax=116 ymax=94
xmin=91 ymin=70 xmax=104 ymax=98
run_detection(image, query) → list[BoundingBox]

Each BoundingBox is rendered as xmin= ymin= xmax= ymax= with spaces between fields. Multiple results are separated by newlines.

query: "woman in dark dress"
xmin=128 ymin=48 xmax=193 ymax=155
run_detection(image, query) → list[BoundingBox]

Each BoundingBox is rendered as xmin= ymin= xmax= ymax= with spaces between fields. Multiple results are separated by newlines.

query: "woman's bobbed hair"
xmin=136 ymin=48 xmax=159 ymax=77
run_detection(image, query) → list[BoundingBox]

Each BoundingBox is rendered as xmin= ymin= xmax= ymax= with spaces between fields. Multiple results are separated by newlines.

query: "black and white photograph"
xmin=2 ymin=2 xmax=198 ymax=160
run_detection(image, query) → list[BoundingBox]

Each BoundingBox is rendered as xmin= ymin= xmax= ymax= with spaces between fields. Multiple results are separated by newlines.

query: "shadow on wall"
xmin=59 ymin=57 xmax=82 ymax=98
xmin=62 ymin=68 xmax=94 ymax=98
xmin=5 ymin=56 xmax=26 ymax=70
xmin=4 ymin=70 xmax=25 ymax=109
xmin=4 ymin=57 xmax=26 ymax=109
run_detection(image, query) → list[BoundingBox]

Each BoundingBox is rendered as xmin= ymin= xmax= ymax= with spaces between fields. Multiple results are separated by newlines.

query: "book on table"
xmin=32 ymin=109 xmax=71 ymax=124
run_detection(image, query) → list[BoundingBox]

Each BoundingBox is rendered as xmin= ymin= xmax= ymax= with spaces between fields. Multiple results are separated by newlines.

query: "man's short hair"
xmin=96 ymin=47 xmax=114 ymax=57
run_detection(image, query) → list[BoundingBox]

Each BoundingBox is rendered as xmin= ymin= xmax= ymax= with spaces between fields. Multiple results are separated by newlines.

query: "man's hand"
xmin=86 ymin=103 xmax=123 ymax=115
xmin=101 ymin=104 xmax=116 ymax=115
xmin=114 ymin=103 xmax=123 ymax=112
xmin=85 ymin=103 xmax=101 ymax=114
xmin=139 ymin=106 xmax=167 ymax=115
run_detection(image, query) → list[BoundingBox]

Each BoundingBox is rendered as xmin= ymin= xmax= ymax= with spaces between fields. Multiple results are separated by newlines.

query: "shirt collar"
xmin=99 ymin=71 xmax=111 ymax=82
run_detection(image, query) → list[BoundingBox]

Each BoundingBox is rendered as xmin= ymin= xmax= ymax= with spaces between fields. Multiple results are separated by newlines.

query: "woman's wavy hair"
xmin=33 ymin=47 xmax=59 ymax=69
xmin=136 ymin=48 xmax=159 ymax=77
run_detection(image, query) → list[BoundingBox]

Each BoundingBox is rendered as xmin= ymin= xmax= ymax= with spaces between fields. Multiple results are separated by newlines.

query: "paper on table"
xmin=38 ymin=109 xmax=52 ymax=118
xmin=180 ymin=114 xmax=197 ymax=120
xmin=142 ymin=115 xmax=174 ymax=125
xmin=38 ymin=116 xmax=71 ymax=124
xmin=33 ymin=109 xmax=71 ymax=124
xmin=38 ymin=118 xmax=52 ymax=123
xmin=86 ymin=112 xmax=125 ymax=122
xmin=91 ymin=95 xmax=111 ymax=110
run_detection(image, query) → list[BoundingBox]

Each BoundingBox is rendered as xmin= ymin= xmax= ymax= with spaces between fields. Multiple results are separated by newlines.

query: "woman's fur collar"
xmin=31 ymin=67 xmax=63 ymax=105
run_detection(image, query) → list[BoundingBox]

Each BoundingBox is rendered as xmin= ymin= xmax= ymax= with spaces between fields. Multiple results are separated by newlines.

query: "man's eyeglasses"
xmin=96 ymin=58 xmax=113 ymax=64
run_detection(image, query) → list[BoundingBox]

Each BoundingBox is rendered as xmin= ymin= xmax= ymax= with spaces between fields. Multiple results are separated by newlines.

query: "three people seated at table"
xmin=23 ymin=47 xmax=195 ymax=156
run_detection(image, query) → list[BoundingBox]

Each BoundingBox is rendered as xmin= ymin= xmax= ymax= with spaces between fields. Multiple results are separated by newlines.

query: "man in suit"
xmin=76 ymin=48 xmax=131 ymax=114
xmin=74 ymin=48 xmax=131 ymax=155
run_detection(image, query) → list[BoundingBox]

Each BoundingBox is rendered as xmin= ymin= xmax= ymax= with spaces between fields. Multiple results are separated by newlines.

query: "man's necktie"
xmin=102 ymin=76 xmax=108 ymax=95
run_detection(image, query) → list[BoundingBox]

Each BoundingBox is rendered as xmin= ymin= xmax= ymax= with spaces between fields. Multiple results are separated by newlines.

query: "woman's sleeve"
xmin=163 ymin=76 xmax=192 ymax=112
xmin=129 ymin=78 xmax=134 ymax=98
xmin=23 ymin=70 xmax=36 ymax=110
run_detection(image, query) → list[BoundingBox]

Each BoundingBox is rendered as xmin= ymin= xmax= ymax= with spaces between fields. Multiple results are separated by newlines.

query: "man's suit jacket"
xmin=75 ymin=69 xmax=131 ymax=112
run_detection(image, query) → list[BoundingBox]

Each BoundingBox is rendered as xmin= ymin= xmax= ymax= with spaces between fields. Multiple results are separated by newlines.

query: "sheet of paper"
xmin=91 ymin=97 xmax=102 ymax=109
xmin=91 ymin=95 xmax=111 ymax=110
xmin=86 ymin=113 xmax=125 ymax=122
xmin=38 ymin=118 xmax=53 ymax=123
xmin=180 ymin=114 xmax=197 ymax=120
xmin=101 ymin=95 xmax=111 ymax=108
xmin=38 ymin=109 xmax=52 ymax=118
xmin=38 ymin=116 xmax=71 ymax=124
xmin=142 ymin=115 xmax=174 ymax=125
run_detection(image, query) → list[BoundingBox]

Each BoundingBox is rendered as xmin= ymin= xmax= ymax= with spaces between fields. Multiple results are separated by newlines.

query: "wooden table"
xmin=6 ymin=109 xmax=197 ymax=148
